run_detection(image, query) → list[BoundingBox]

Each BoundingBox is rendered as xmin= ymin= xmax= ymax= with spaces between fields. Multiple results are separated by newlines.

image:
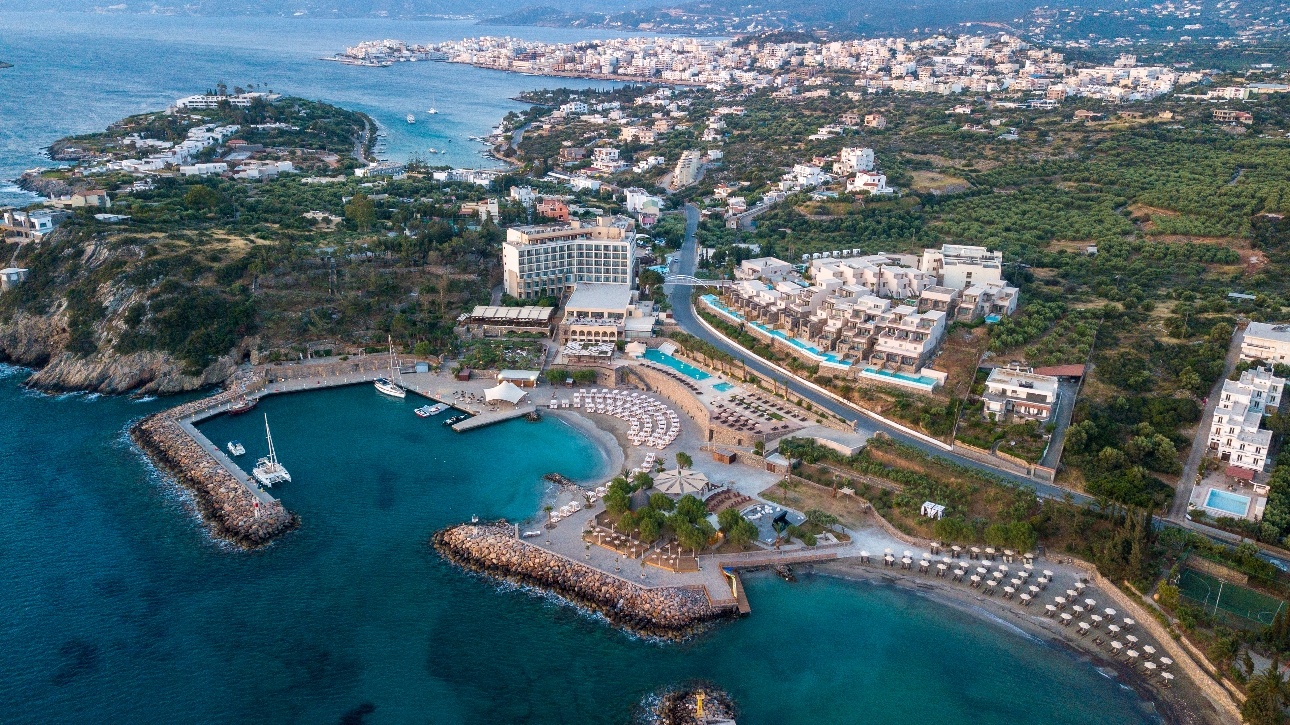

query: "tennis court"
xmin=1177 ymin=567 xmax=1285 ymax=626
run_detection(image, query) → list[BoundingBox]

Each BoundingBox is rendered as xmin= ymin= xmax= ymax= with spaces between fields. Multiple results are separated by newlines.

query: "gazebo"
xmin=484 ymin=381 xmax=528 ymax=407
xmin=654 ymin=468 xmax=709 ymax=497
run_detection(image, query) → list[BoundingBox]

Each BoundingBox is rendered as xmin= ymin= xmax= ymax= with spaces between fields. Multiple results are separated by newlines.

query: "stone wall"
xmin=130 ymin=391 xmax=297 ymax=549
xmin=432 ymin=523 xmax=737 ymax=639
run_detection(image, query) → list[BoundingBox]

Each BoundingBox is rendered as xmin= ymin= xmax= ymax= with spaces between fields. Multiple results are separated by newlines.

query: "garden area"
xmin=457 ymin=338 xmax=545 ymax=371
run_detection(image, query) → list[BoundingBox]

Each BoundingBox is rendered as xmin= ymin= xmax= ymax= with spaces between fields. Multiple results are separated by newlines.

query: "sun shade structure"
xmin=654 ymin=468 xmax=710 ymax=496
xmin=484 ymin=381 xmax=528 ymax=406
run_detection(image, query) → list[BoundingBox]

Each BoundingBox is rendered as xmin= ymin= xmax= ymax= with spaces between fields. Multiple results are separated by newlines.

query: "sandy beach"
xmin=813 ymin=559 xmax=1226 ymax=725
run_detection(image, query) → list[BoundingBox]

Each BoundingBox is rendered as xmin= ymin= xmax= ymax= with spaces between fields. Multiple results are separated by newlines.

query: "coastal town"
xmin=4 ymin=25 xmax=1290 ymax=724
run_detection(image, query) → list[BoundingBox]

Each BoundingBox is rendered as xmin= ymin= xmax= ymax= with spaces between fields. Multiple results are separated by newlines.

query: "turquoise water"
xmin=0 ymin=365 xmax=1161 ymax=723
xmin=701 ymin=295 xmax=851 ymax=367
xmin=0 ymin=13 xmax=629 ymax=205
xmin=1205 ymin=488 xmax=1252 ymax=517
xmin=713 ymin=382 xmax=735 ymax=392
xmin=643 ymin=349 xmax=711 ymax=380
xmin=862 ymin=366 xmax=940 ymax=388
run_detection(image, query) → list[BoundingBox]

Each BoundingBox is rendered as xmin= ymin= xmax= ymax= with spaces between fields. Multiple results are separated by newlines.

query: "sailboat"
xmin=426 ymin=96 xmax=438 ymax=115
xmin=374 ymin=337 xmax=406 ymax=398
xmin=252 ymin=414 xmax=292 ymax=487
xmin=406 ymin=113 xmax=417 ymax=124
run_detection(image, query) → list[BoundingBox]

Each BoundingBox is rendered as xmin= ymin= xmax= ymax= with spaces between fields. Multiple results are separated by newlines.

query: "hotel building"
xmin=502 ymin=216 xmax=637 ymax=300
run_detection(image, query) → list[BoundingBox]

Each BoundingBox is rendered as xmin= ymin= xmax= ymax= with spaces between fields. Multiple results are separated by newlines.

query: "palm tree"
xmin=1242 ymin=663 xmax=1289 ymax=725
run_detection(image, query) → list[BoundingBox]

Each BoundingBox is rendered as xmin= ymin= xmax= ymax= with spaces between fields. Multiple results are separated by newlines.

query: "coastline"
xmin=545 ymin=408 xmax=627 ymax=480
xmin=813 ymin=559 xmax=1224 ymax=725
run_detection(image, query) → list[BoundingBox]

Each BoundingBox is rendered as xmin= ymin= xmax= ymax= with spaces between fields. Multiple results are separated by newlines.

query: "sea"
xmin=0 ymin=13 xmax=631 ymax=206
xmin=0 ymin=14 xmax=1159 ymax=724
xmin=0 ymin=369 xmax=1160 ymax=724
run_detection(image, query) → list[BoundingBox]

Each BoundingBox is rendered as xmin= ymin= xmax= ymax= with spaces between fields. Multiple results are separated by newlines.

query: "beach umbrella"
xmin=998 ymin=564 xmax=1009 ymax=573
xmin=970 ymin=575 xmax=981 ymax=583
xmin=1023 ymin=563 xmax=1034 ymax=571
xmin=1161 ymin=672 xmax=1175 ymax=685
xmin=1084 ymin=598 xmax=1097 ymax=607
xmin=1055 ymin=596 xmax=1067 ymax=606
xmin=1045 ymin=604 xmax=1057 ymax=614
xmin=1107 ymin=624 xmax=1121 ymax=635
xmin=1004 ymin=586 xmax=1016 ymax=595
xmin=1075 ymin=581 xmax=1087 ymax=590
xmin=1126 ymin=649 xmax=1139 ymax=660
xmin=1029 ymin=585 xmax=1040 ymax=594
xmin=860 ymin=550 xmax=870 ymax=559
xmin=1125 ymin=635 xmax=1139 ymax=644
xmin=1160 ymin=657 xmax=1173 ymax=667
xmin=1020 ymin=593 xmax=1032 ymax=603
xmin=1110 ymin=641 xmax=1123 ymax=652
xmin=1060 ymin=613 xmax=1073 ymax=623
xmin=1066 ymin=589 xmax=1078 ymax=598
xmin=942 ymin=556 xmax=952 ymax=565
xmin=1143 ymin=645 xmax=1156 ymax=655
xmin=1010 ymin=578 xmax=1022 ymax=587
xmin=1123 ymin=618 xmax=1135 ymax=628
xmin=1043 ymin=570 xmax=1054 ymax=578
xmin=977 ymin=567 xmax=988 ymax=575
xmin=1073 ymin=605 xmax=1086 ymax=614
xmin=1079 ymin=622 xmax=1091 ymax=633
xmin=1104 ymin=608 xmax=1117 ymax=617
xmin=1091 ymin=615 xmax=1104 ymax=626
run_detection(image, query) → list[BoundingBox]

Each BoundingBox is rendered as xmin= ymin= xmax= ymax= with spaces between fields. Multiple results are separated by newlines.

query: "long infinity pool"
xmin=643 ymin=348 xmax=711 ymax=380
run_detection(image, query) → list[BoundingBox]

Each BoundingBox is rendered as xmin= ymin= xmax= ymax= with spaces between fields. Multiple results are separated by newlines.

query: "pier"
xmin=451 ymin=404 xmax=535 ymax=431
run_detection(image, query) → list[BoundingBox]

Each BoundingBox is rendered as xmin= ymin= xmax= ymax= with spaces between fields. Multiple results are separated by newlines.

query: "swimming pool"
xmin=713 ymin=382 xmax=734 ymax=392
xmin=643 ymin=349 xmax=711 ymax=380
xmin=1205 ymin=488 xmax=1252 ymax=517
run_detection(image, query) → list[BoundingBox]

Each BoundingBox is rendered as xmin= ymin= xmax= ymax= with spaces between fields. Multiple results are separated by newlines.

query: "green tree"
xmin=649 ymin=492 xmax=676 ymax=512
xmin=675 ymin=451 xmax=693 ymax=469
xmin=184 ymin=185 xmax=222 ymax=211
xmin=1241 ymin=664 xmax=1289 ymax=725
xmin=345 ymin=192 xmax=376 ymax=232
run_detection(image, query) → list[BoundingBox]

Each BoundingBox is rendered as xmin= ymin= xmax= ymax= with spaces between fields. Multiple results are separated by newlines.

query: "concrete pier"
xmin=452 ymin=405 xmax=535 ymax=431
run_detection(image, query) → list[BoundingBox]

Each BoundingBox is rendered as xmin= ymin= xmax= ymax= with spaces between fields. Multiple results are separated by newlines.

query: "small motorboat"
xmin=227 ymin=396 xmax=257 ymax=416
xmin=414 ymin=405 xmax=434 ymax=418
xmin=406 ymin=113 xmax=416 ymax=124
xmin=227 ymin=440 xmax=246 ymax=456
xmin=426 ymin=402 xmax=450 ymax=415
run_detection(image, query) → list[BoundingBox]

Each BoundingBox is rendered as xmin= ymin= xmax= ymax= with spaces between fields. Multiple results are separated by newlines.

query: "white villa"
xmin=1209 ymin=367 xmax=1285 ymax=473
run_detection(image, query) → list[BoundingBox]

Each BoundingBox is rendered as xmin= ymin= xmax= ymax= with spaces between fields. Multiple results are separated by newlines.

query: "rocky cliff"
xmin=0 ymin=311 xmax=241 ymax=394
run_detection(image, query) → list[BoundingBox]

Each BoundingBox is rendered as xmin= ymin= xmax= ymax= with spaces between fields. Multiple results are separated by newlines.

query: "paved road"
xmin=1169 ymin=323 xmax=1246 ymax=522
xmin=1040 ymin=379 xmax=1081 ymax=470
xmin=664 ymin=204 xmax=1089 ymax=505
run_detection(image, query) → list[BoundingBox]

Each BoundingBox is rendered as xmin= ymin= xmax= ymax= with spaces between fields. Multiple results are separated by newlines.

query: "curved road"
xmin=664 ymin=205 xmax=1290 ymax=568
xmin=664 ymin=205 xmax=1086 ymax=504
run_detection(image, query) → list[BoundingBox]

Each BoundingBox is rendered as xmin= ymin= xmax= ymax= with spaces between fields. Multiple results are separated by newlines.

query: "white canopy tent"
xmin=484 ymin=381 xmax=528 ymax=406
xmin=654 ymin=468 xmax=709 ymax=497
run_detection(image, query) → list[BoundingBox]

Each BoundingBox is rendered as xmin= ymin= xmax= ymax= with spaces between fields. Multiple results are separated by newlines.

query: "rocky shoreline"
xmin=433 ymin=522 xmax=736 ymax=639
xmin=130 ymin=391 xmax=297 ymax=549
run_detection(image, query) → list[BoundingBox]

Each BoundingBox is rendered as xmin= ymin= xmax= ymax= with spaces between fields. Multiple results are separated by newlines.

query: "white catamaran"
xmin=252 ymin=414 xmax=292 ymax=487
xmin=374 ymin=337 xmax=406 ymax=398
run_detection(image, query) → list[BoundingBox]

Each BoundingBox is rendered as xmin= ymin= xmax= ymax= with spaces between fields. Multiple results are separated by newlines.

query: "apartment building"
xmin=502 ymin=216 xmax=636 ymax=299
xmin=810 ymin=254 xmax=933 ymax=299
xmin=736 ymin=257 xmax=796 ymax=283
xmin=1209 ymin=367 xmax=1285 ymax=472
xmin=869 ymin=306 xmax=947 ymax=371
xmin=982 ymin=366 xmax=1060 ymax=422
xmin=921 ymin=244 xmax=1004 ymax=289
xmin=834 ymin=147 xmax=875 ymax=175
xmin=672 ymin=150 xmax=703 ymax=188
xmin=1241 ymin=322 xmax=1290 ymax=364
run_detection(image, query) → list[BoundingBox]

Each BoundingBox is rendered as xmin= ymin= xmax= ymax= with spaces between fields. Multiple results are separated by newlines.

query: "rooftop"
xmin=565 ymin=283 xmax=633 ymax=312
xmin=467 ymin=305 xmax=555 ymax=322
xmin=1245 ymin=321 xmax=1290 ymax=344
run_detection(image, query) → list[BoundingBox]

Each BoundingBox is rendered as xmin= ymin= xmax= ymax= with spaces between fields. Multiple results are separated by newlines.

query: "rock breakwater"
xmin=433 ymin=523 xmax=735 ymax=639
xmin=130 ymin=390 xmax=297 ymax=549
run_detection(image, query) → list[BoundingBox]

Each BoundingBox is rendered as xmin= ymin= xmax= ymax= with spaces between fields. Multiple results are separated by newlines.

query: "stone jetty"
xmin=433 ymin=522 xmax=736 ymax=639
xmin=130 ymin=390 xmax=297 ymax=549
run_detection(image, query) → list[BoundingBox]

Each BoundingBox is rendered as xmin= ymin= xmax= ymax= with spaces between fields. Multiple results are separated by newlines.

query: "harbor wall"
xmin=130 ymin=391 xmax=297 ymax=549
xmin=432 ymin=522 xmax=737 ymax=639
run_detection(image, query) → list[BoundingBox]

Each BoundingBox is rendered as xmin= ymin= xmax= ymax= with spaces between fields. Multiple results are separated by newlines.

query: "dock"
xmin=452 ymin=404 xmax=536 ymax=431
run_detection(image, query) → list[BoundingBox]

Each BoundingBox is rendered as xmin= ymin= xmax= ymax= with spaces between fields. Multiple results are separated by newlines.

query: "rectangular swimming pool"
xmin=1204 ymin=488 xmax=1252 ymax=517
xmin=643 ymin=349 xmax=711 ymax=380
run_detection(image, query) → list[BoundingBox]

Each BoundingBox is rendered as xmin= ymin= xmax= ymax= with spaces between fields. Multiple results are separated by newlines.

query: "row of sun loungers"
xmin=571 ymin=389 xmax=681 ymax=449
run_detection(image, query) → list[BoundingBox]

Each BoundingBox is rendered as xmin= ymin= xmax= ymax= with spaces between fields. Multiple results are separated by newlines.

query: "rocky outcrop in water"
xmin=432 ymin=523 xmax=735 ymax=639
xmin=130 ymin=390 xmax=297 ymax=549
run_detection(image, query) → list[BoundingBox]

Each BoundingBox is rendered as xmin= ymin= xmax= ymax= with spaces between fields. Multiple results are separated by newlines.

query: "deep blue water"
xmin=0 ymin=367 xmax=1161 ymax=723
xmin=0 ymin=13 xmax=630 ymax=205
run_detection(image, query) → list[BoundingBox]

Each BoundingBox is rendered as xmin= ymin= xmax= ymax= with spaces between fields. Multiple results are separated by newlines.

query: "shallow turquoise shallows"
xmin=0 ymin=368 xmax=1161 ymax=724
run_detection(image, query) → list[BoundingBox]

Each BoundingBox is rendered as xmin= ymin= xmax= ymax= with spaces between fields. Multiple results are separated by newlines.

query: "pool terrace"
xmin=700 ymin=295 xmax=852 ymax=371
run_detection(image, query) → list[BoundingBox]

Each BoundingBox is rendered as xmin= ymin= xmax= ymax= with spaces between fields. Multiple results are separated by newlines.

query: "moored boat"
xmin=414 ymin=405 xmax=433 ymax=418
xmin=251 ymin=414 xmax=292 ymax=487
xmin=227 ymin=396 xmax=257 ymax=415
xmin=227 ymin=440 xmax=246 ymax=456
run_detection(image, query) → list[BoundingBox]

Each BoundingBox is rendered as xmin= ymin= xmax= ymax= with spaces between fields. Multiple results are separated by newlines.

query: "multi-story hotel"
xmin=502 ymin=216 xmax=637 ymax=300
xmin=1209 ymin=366 xmax=1285 ymax=472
